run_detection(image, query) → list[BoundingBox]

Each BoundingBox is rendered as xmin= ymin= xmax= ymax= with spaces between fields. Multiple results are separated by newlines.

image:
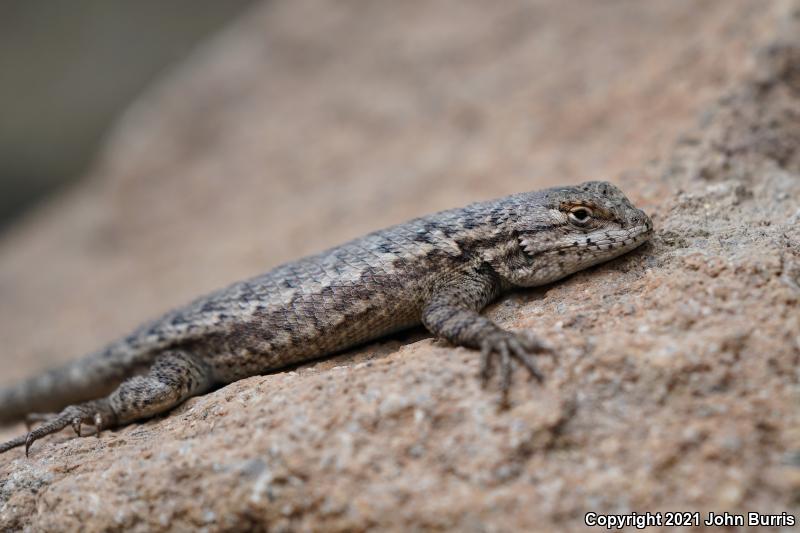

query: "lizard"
xmin=0 ymin=180 xmax=652 ymax=456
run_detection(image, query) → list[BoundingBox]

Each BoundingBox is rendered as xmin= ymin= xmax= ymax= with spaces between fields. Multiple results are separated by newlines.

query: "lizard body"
xmin=0 ymin=181 xmax=652 ymax=455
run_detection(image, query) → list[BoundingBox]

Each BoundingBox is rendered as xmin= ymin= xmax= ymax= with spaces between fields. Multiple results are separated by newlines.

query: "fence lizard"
xmin=0 ymin=181 xmax=652 ymax=456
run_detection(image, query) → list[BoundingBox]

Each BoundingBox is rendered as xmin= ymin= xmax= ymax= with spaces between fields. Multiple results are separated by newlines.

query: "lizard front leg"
xmin=421 ymin=264 xmax=552 ymax=405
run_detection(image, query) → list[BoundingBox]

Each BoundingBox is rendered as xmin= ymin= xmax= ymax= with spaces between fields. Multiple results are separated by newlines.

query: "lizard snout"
xmin=629 ymin=208 xmax=653 ymax=232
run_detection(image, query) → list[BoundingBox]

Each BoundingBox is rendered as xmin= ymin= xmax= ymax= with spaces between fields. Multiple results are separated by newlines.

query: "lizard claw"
xmin=479 ymin=330 xmax=552 ymax=407
xmin=94 ymin=413 xmax=105 ymax=438
xmin=479 ymin=342 xmax=494 ymax=386
xmin=71 ymin=417 xmax=82 ymax=437
xmin=25 ymin=433 xmax=35 ymax=458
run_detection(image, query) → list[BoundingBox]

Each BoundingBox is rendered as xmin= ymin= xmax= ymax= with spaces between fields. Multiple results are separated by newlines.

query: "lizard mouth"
xmin=519 ymin=222 xmax=653 ymax=259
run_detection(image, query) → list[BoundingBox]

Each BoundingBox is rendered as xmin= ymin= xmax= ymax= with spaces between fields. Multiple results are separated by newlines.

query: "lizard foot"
xmin=479 ymin=330 xmax=553 ymax=407
xmin=0 ymin=400 xmax=116 ymax=457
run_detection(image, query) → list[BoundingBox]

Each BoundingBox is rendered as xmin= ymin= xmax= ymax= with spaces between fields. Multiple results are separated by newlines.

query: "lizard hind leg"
xmin=0 ymin=350 xmax=214 ymax=456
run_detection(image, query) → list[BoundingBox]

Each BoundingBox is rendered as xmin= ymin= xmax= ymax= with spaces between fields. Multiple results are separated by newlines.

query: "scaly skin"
xmin=0 ymin=181 xmax=652 ymax=455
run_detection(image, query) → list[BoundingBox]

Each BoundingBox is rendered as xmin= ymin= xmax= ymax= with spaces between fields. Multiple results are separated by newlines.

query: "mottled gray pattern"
xmin=0 ymin=181 xmax=652 ymax=455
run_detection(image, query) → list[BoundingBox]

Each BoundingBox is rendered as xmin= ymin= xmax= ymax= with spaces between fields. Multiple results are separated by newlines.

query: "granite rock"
xmin=1 ymin=1 xmax=798 ymax=531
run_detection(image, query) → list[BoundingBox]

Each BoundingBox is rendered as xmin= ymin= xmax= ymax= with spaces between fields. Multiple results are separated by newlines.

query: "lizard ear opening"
xmin=518 ymin=234 xmax=555 ymax=257
xmin=519 ymin=236 xmax=540 ymax=256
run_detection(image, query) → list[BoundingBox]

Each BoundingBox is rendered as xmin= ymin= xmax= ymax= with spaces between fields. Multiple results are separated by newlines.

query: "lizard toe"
xmin=498 ymin=341 xmax=512 ymax=408
xmin=93 ymin=412 xmax=113 ymax=438
xmin=71 ymin=417 xmax=82 ymax=437
xmin=14 ymin=400 xmax=115 ymax=456
xmin=506 ymin=337 xmax=545 ymax=382
xmin=517 ymin=331 xmax=554 ymax=355
xmin=479 ymin=340 xmax=495 ymax=386
xmin=478 ymin=330 xmax=551 ymax=407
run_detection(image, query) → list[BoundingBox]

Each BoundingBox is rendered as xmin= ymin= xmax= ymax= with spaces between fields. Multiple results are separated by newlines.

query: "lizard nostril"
xmin=632 ymin=209 xmax=648 ymax=226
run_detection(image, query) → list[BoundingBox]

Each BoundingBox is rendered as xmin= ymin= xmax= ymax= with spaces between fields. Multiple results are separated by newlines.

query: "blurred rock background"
xmin=0 ymin=0 xmax=254 ymax=229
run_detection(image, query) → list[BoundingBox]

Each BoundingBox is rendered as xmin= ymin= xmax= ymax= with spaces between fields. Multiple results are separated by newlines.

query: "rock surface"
xmin=1 ymin=1 xmax=798 ymax=531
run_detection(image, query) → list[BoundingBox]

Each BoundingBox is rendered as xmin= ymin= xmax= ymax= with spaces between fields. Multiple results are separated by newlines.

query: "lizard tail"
xmin=0 ymin=343 xmax=151 ymax=425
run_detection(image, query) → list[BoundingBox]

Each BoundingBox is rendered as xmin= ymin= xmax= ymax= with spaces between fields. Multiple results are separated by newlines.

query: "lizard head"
xmin=488 ymin=180 xmax=653 ymax=287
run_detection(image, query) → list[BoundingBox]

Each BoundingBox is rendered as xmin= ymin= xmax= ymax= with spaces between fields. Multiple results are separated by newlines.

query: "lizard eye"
xmin=568 ymin=206 xmax=593 ymax=226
